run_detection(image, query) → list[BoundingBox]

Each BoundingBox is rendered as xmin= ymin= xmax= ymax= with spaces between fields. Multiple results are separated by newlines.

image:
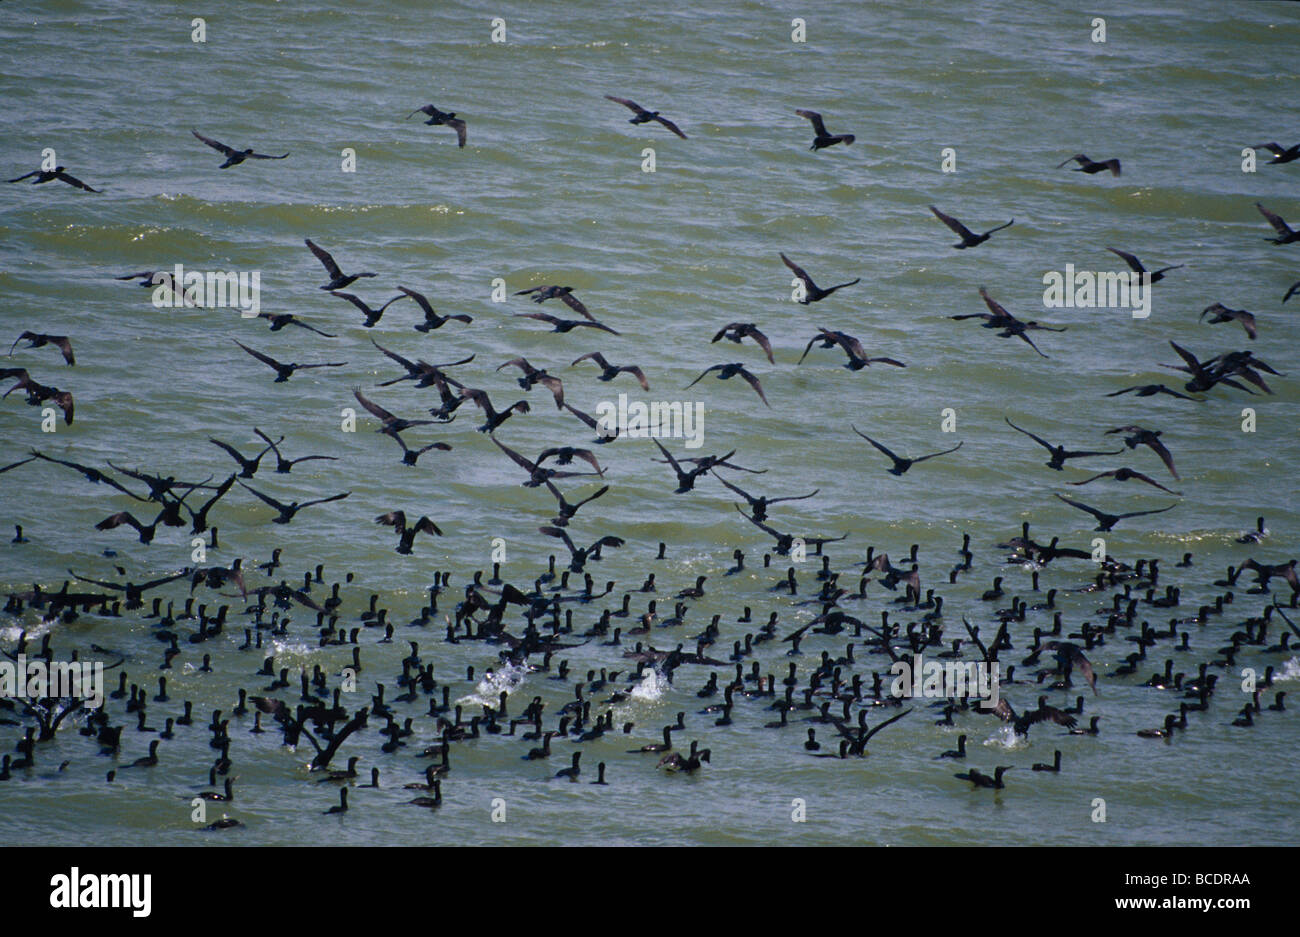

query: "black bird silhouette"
xmin=497 ymin=357 xmax=565 ymax=408
xmin=604 ymin=95 xmax=687 ymax=139
xmin=685 ymin=363 xmax=769 ymax=407
xmin=329 ymin=291 xmax=406 ymax=328
xmin=780 ymin=252 xmax=859 ymax=304
xmin=710 ymin=474 xmax=817 ymax=522
xmin=1256 ymin=202 xmax=1300 ymax=244
xmin=1104 ymin=425 xmax=1179 ymax=479
xmin=929 ymin=206 xmax=1013 ymax=248
xmin=191 ymin=130 xmax=288 ymax=168
xmin=397 ymin=286 xmax=472 ymax=331
xmin=1200 ymin=303 xmax=1257 ymax=340
xmin=950 ymin=289 xmax=1064 ymax=358
xmin=1254 ymin=141 xmax=1300 ymax=164
xmin=798 ymin=328 xmax=905 ymax=370
xmin=1106 ymin=247 xmax=1183 ymax=284
xmin=540 ymin=527 xmax=625 ymax=572
xmin=305 ymin=239 xmax=377 ymax=290
xmin=514 ymin=312 xmax=619 ymax=335
xmin=254 ymin=313 xmax=336 ymax=337
xmin=28 ymin=452 xmax=146 ymax=500
xmin=0 ymin=369 xmax=75 ymax=423
xmin=1104 ymin=384 xmax=1198 ymax=401
xmin=735 ymin=505 xmax=847 ymax=555
xmin=570 ymin=352 xmax=649 ymax=390
xmin=252 ymin=428 xmax=340 ymax=474
xmin=9 ymin=332 xmax=74 ymax=365
xmin=375 ymin=511 xmax=443 ymax=554
xmin=514 ymin=285 xmax=594 ymax=320
xmin=186 ymin=473 xmax=236 ymax=533
xmin=1067 ymin=468 xmax=1182 ymax=496
xmin=955 ymin=766 xmax=1012 ymax=789
xmin=237 ymin=482 xmax=350 ymax=524
xmin=1004 ymin=418 xmax=1123 ymax=470
xmin=491 ymin=437 xmax=603 ymax=487
xmin=794 ymin=109 xmax=855 ymax=150
xmin=459 ymin=387 xmax=530 ymax=433
xmin=1057 ymin=153 xmax=1121 ymax=176
xmin=95 ymin=506 xmax=184 ymax=544
xmin=711 ymin=322 xmax=774 ymax=363
xmin=991 ymin=696 xmax=1077 ymax=735
xmin=405 ymin=105 xmax=467 ymax=147
xmin=1042 ymin=641 xmax=1098 ymax=695
xmin=543 ymin=479 xmax=609 ymax=527
xmin=1054 ymin=493 xmax=1178 ymax=532
xmin=233 ymin=340 xmax=346 ymax=382
xmin=851 ymin=427 xmax=962 ymax=476
xmin=7 ymin=166 xmax=99 ymax=191
xmin=351 ymin=389 xmax=446 ymax=438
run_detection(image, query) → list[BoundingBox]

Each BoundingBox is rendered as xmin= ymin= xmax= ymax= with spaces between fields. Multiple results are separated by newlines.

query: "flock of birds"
xmin=2 ymin=82 xmax=1298 ymax=836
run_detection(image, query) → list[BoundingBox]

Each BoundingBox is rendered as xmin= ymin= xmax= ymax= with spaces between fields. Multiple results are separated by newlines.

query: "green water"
xmin=0 ymin=0 xmax=1297 ymax=846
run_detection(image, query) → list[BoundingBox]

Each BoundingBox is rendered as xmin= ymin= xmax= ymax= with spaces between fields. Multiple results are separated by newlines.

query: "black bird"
xmin=1256 ymin=202 xmax=1300 ymax=244
xmin=991 ymin=697 xmax=1077 ymax=735
xmin=191 ymin=130 xmax=288 ymax=168
xmin=1031 ymin=751 xmax=1062 ymax=772
xmin=929 ymin=206 xmax=1013 ymax=249
xmin=780 ymin=253 xmax=859 ymax=304
xmin=795 ymin=109 xmax=854 ymax=150
xmin=604 ymin=96 xmax=687 ymax=139
xmin=497 ymin=357 xmax=565 ymax=408
xmin=1004 ymin=418 xmax=1123 ymax=471
xmin=1104 ymin=384 xmax=1198 ymax=401
xmin=233 ymin=340 xmax=346 ymax=382
xmin=514 ymin=286 xmax=594 ymax=320
xmin=253 ymin=428 xmax=340 ymax=474
xmin=324 ymin=788 xmax=348 ymax=814
xmin=851 ymin=427 xmax=962 ymax=476
xmin=710 ymin=474 xmax=818 ymax=523
xmin=1042 ymin=641 xmax=1098 ymax=695
xmin=305 ymin=239 xmax=377 ymax=291
xmin=1200 ymin=303 xmax=1257 ymax=340
xmin=397 ymin=286 xmax=472 ymax=331
xmin=237 ymin=482 xmax=350 ymax=524
xmin=554 ymin=751 xmax=583 ymax=781
xmin=405 ymin=105 xmax=467 ymax=147
xmin=459 ymin=388 xmax=530 ymax=433
xmin=711 ymin=322 xmax=774 ymax=363
xmin=685 ymin=363 xmax=769 ymax=407
xmin=375 ymin=511 xmax=443 ymax=554
xmin=951 ymin=289 xmax=1064 ymax=357
xmin=352 ymin=389 xmax=446 ymax=438
xmin=208 ymin=436 xmax=275 ymax=478
xmin=1104 ymin=425 xmax=1180 ymax=479
xmin=515 ymin=312 xmax=619 ymax=335
xmin=1057 ymin=153 xmax=1121 ymax=176
xmin=542 ymin=480 xmax=609 ymax=527
xmin=1054 ymin=494 xmax=1178 ymax=532
xmin=1106 ymin=247 xmax=1183 ymax=284
xmin=955 ymin=766 xmax=1012 ymax=789
xmin=491 ymin=437 xmax=603 ymax=487
xmin=570 ymin=352 xmax=649 ymax=390
xmin=798 ymin=328 xmax=905 ymax=370
xmin=329 ymin=291 xmax=406 ymax=328
xmin=1067 ymin=468 xmax=1181 ymax=496
xmin=1254 ymin=141 xmax=1300 ymax=164
xmin=254 ymin=313 xmax=336 ymax=337
xmin=7 ymin=166 xmax=99 ymax=191
xmin=9 ymin=332 xmax=74 ymax=365
xmin=539 ymin=527 xmax=625 ymax=572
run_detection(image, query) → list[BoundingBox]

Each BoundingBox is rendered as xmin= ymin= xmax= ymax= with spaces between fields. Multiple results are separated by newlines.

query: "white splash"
xmin=457 ymin=662 xmax=528 ymax=707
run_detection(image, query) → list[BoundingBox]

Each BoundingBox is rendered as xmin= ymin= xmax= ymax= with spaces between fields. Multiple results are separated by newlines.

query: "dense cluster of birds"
xmin=3 ymin=61 xmax=1297 ymax=836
